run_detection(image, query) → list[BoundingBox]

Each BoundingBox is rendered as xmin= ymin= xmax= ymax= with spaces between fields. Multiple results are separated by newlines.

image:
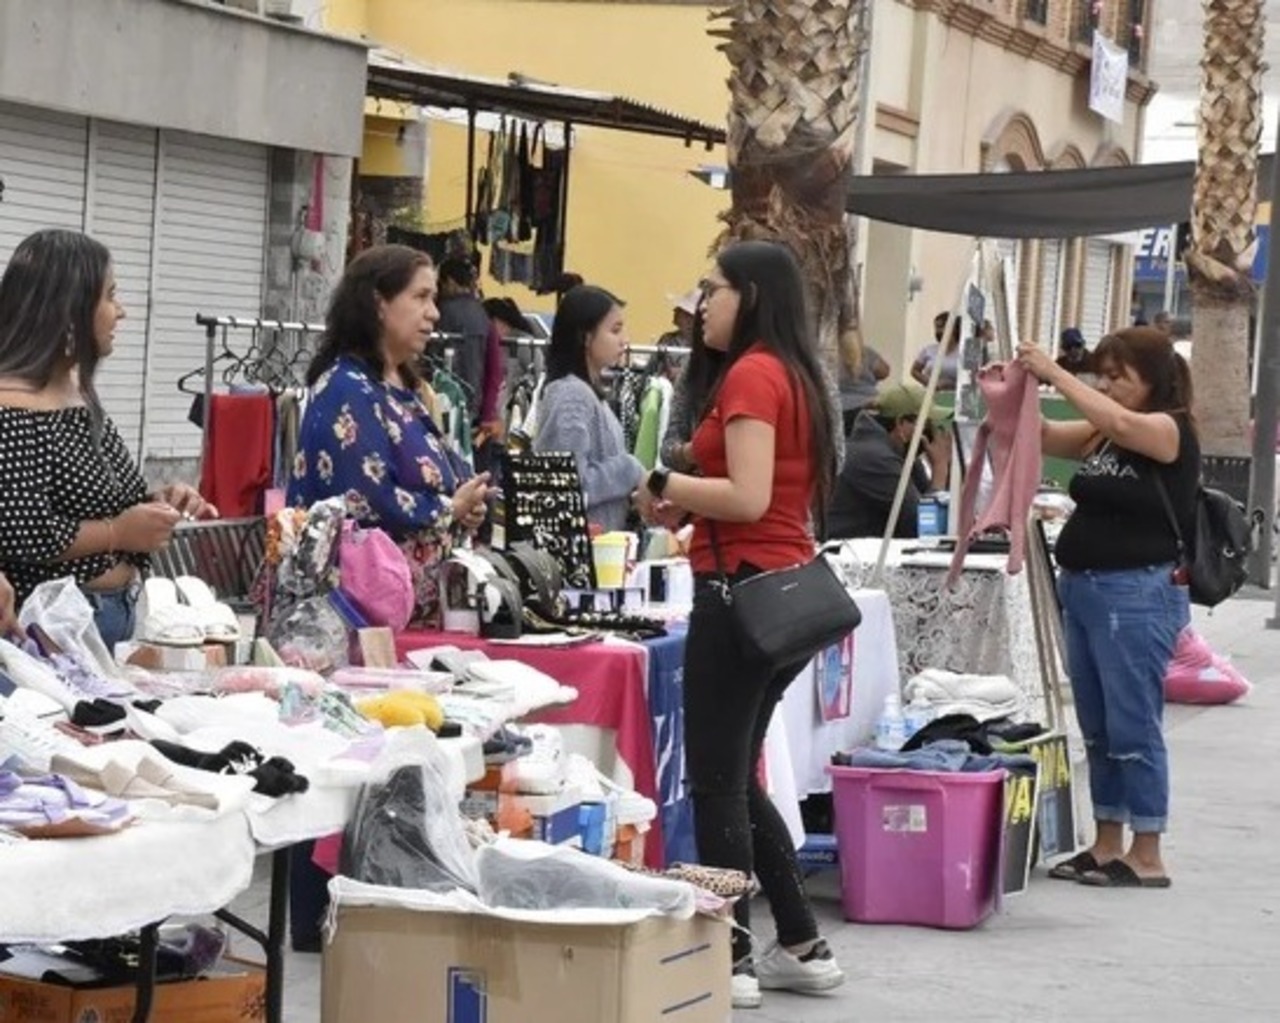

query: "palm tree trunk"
xmin=1186 ymin=0 xmax=1264 ymax=457
xmin=710 ymin=0 xmax=866 ymax=381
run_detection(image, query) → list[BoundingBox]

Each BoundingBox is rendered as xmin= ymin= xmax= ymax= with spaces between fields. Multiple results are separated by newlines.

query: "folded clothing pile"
xmin=904 ymin=668 xmax=1026 ymax=723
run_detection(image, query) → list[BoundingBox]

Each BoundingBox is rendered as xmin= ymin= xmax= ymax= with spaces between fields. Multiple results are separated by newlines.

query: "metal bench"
xmin=149 ymin=517 xmax=267 ymax=610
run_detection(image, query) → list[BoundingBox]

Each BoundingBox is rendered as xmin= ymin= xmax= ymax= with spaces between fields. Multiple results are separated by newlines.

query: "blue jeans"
xmin=1058 ymin=565 xmax=1189 ymax=834
xmin=84 ymin=584 xmax=139 ymax=651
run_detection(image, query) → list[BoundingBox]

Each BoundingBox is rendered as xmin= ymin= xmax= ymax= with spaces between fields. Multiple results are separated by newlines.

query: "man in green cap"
xmin=825 ymin=382 xmax=953 ymax=539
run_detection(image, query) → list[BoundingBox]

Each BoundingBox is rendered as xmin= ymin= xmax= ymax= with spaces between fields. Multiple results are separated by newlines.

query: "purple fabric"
xmin=948 ymin=362 xmax=1042 ymax=583
xmin=0 ymin=771 xmax=132 ymax=828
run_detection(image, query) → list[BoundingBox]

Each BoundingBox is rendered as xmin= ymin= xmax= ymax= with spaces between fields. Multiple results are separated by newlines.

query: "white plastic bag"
xmin=19 ymin=577 xmax=120 ymax=678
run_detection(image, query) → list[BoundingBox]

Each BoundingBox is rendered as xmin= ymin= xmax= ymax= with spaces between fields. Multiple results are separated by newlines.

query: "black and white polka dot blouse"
xmin=0 ymin=407 xmax=148 ymax=605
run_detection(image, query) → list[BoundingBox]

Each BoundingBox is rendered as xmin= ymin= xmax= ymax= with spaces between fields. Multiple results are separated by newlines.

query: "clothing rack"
xmin=494 ymin=334 xmax=686 ymax=358
xmin=193 ymin=314 xmax=467 ymax=438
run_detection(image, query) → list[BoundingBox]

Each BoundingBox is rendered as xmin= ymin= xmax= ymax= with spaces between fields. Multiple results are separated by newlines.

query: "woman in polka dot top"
xmin=0 ymin=230 xmax=218 ymax=647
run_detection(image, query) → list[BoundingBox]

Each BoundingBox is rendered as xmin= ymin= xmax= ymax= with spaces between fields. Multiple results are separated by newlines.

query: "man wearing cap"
xmin=658 ymin=289 xmax=700 ymax=348
xmin=1055 ymin=327 xmax=1095 ymax=377
xmin=825 ymin=382 xmax=952 ymax=540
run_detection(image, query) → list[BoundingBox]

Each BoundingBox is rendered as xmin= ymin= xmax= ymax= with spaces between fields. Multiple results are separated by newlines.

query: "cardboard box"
xmin=0 ymin=959 xmax=265 ymax=1023
xmin=322 ymin=905 xmax=729 ymax=1023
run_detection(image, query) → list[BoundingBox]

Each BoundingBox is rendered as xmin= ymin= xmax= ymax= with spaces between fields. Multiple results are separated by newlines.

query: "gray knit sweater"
xmin=534 ymin=375 xmax=645 ymax=532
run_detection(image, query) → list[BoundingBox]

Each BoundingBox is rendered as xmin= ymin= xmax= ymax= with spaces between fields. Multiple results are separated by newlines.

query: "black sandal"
xmin=1047 ymin=850 xmax=1101 ymax=881
xmin=1078 ymin=859 xmax=1171 ymax=889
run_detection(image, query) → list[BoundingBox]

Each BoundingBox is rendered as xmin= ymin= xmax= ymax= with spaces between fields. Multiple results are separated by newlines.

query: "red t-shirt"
xmin=688 ymin=346 xmax=816 ymax=575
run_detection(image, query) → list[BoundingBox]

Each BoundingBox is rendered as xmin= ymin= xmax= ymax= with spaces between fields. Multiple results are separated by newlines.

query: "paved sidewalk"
xmin=743 ymin=598 xmax=1280 ymax=1022
xmin=236 ymin=598 xmax=1279 ymax=1022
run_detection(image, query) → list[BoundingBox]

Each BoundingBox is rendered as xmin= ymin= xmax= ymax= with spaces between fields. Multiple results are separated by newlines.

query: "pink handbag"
xmin=338 ymin=521 xmax=415 ymax=630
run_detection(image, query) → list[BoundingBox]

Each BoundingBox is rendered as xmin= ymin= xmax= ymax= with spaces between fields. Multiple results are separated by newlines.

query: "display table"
xmin=395 ymin=629 xmax=664 ymax=867
xmin=838 ymin=539 xmax=1041 ymax=707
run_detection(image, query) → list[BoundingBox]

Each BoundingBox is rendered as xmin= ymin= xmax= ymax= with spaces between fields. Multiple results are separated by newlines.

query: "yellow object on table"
xmin=356 ymin=690 xmax=444 ymax=731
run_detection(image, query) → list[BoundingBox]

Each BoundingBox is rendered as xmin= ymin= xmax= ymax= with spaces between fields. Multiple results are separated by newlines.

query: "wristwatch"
xmin=647 ymin=467 xmax=671 ymax=498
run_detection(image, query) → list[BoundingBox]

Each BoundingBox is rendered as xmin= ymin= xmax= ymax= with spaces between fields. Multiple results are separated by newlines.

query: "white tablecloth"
xmin=773 ymin=589 xmax=900 ymax=799
xmin=0 ymin=812 xmax=256 ymax=944
xmin=0 ymin=728 xmax=485 ymax=943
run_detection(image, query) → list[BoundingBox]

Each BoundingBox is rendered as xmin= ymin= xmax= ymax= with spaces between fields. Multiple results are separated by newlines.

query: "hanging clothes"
xmin=199 ymin=393 xmax=276 ymax=517
xmin=947 ymin=362 xmax=1042 ymax=583
xmin=432 ymin=370 xmax=475 ymax=462
xmin=633 ymin=376 xmax=674 ymax=471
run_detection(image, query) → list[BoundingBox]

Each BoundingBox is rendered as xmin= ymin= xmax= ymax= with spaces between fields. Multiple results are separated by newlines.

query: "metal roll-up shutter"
xmin=1038 ymin=239 xmax=1063 ymax=348
xmin=87 ymin=121 xmax=159 ymax=458
xmin=147 ymin=131 xmax=268 ymax=462
xmin=1081 ymin=239 xmax=1114 ymax=343
xmin=0 ymin=101 xmax=87 ymax=270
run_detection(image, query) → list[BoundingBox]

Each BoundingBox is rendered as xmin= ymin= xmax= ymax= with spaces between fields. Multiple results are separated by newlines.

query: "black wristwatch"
xmin=647 ymin=466 xmax=671 ymax=498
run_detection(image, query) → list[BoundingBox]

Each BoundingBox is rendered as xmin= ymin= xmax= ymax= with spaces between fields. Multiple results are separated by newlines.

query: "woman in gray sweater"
xmin=534 ymin=285 xmax=644 ymax=531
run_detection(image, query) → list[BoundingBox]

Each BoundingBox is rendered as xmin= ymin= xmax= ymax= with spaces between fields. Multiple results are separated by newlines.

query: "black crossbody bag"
xmin=708 ymin=520 xmax=862 ymax=673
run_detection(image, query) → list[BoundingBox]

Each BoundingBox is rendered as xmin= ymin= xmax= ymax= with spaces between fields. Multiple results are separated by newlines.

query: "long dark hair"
xmin=712 ymin=240 xmax=837 ymax=513
xmin=683 ymin=296 xmax=725 ymax=431
xmin=546 ymin=285 xmax=623 ymax=393
xmin=307 ymin=244 xmax=434 ymax=386
xmin=1094 ymin=326 xmax=1195 ymax=418
xmin=0 ymin=229 xmax=112 ymax=435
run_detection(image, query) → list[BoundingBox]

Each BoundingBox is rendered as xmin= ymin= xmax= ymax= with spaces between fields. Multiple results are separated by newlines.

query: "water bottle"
xmin=875 ymin=694 xmax=908 ymax=751
xmin=903 ymin=695 xmax=935 ymax=741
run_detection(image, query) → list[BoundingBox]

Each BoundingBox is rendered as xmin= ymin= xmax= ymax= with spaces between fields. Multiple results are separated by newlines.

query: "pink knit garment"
xmin=947 ymin=362 xmax=1042 ymax=583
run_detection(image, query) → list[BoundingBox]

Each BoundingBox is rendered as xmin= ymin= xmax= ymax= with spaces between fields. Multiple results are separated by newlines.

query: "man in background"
xmin=826 ymin=382 xmax=952 ymax=540
xmin=658 ymin=289 xmax=700 ymax=348
xmin=1055 ymin=328 xmax=1094 ymax=376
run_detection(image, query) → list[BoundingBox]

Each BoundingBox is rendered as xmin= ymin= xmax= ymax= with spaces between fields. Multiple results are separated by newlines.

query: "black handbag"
xmin=1152 ymin=472 xmax=1252 ymax=608
xmin=709 ymin=522 xmax=862 ymax=673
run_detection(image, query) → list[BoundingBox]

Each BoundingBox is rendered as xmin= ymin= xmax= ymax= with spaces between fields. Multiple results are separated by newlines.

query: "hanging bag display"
xmin=708 ymin=522 xmax=861 ymax=673
xmin=1152 ymin=473 xmax=1252 ymax=608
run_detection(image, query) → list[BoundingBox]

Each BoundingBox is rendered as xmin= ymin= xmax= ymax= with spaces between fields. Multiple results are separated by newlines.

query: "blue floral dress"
xmin=287 ymin=355 xmax=470 ymax=622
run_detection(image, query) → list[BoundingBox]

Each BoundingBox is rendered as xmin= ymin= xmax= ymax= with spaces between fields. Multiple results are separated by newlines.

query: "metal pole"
xmin=464 ymin=106 xmax=477 ymax=231
xmin=1161 ymin=221 xmax=1178 ymax=315
xmin=1252 ymin=124 xmax=1280 ymax=604
xmin=557 ymin=121 xmax=573 ymax=284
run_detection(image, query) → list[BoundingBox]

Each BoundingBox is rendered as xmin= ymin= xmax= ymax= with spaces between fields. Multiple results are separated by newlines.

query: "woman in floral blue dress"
xmin=288 ymin=245 xmax=493 ymax=621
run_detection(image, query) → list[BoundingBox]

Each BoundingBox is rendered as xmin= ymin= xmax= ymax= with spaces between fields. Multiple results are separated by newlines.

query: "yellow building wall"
xmin=325 ymin=0 xmax=729 ymax=343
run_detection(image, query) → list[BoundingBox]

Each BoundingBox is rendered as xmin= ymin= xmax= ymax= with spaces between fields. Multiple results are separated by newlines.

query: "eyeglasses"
xmin=699 ymin=278 xmax=731 ymax=300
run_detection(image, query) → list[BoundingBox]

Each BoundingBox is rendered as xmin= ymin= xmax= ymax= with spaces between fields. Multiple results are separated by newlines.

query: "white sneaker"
xmin=755 ymin=940 xmax=845 ymax=994
xmin=731 ymin=971 xmax=763 ymax=1009
xmin=0 ymin=709 xmax=81 ymax=773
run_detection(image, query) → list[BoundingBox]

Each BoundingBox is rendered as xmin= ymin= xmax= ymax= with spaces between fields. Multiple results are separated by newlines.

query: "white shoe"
xmin=0 ymin=708 xmax=81 ymax=773
xmin=135 ymin=579 xmax=206 ymax=647
xmin=174 ymin=576 xmax=242 ymax=642
xmin=755 ymin=940 xmax=845 ymax=994
xmin=731 ymin=971 xmax=763 ymax=1009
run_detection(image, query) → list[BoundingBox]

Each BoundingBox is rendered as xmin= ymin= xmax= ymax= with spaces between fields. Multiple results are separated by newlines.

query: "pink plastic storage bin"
xmin=827 ymin=765 xmax=1004 ymax=930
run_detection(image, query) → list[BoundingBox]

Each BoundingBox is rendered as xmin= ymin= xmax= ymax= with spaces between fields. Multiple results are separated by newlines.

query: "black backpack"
xmin=1154 ymin=476 xmax=1253 ymax=608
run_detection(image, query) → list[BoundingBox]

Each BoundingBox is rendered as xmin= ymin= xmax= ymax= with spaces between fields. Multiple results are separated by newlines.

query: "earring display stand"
xmin=498 ymin=451 xmax=597 ymax=590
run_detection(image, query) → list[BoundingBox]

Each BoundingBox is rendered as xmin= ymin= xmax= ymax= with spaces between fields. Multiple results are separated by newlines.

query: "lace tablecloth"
xmin=836 ymin=540 xmax=1043 ymax=713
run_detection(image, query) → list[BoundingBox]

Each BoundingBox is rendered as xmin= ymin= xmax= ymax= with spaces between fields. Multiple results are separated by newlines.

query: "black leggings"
xmin=683 ymin=570 xmax=819 ymax=963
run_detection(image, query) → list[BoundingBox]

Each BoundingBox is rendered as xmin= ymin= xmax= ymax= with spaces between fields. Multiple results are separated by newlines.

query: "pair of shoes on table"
xmin=734 ymin=940 xmax=846 ymax=1009
xmin=135 ymin=577 xmax=241 ymax=647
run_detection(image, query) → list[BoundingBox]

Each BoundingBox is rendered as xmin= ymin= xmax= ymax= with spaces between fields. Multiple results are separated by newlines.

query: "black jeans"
xmin=683 ymin=568 xmax=819 ymax=963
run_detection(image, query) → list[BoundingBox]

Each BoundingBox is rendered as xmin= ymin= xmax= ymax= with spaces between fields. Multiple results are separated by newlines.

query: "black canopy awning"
xmin=845 ymin=155 xmax=1276 ymax=238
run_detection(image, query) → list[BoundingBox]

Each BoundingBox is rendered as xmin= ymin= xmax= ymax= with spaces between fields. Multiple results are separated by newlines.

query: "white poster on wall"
xmin=1089 ymin=31 xmax=1129 ymax=124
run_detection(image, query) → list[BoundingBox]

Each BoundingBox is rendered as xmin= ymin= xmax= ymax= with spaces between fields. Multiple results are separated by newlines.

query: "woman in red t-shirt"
xmin=635 ymin=241 xmax=843 ymax=1006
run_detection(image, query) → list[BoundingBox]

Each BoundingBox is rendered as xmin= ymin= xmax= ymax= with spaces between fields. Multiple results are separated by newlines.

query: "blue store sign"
xmin=1134 ymin=222 xmax=1270 ymax=283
